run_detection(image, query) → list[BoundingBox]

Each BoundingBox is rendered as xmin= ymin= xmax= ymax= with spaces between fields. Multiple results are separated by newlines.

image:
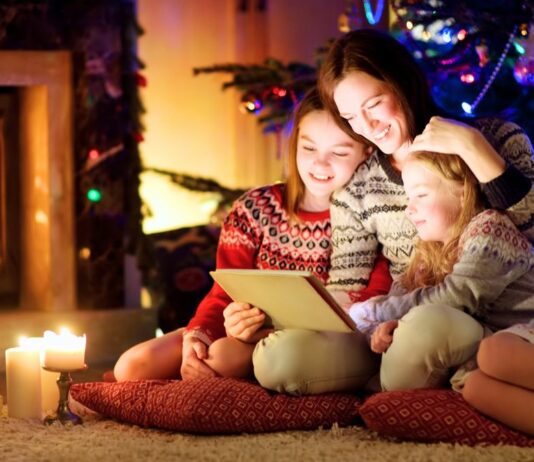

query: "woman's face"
xmin=333 ymin=71 xmax=411 ymax=157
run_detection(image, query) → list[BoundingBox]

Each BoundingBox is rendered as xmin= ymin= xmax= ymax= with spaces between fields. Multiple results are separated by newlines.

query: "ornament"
xmin=338 ymin=1 xmax=360 ymax=33
xmin=459 ymin=69 xmax=478 ymax=84
xmin=133 ymin=132 xmax=144 ymax=143
xmin=475 ymin=41 xmax=489 ymax=67
xmin=135 ymin=72 xmax=147 ymax=87
xmin=519 ymin=23 xmax=529 ymax=38
xmin=513 ymin=56 xmax=534 ymax=86
xmin=88 ymin=149 xmax=100 ymax=160
xmin=239 ymin=91 xmax=263 ymax=114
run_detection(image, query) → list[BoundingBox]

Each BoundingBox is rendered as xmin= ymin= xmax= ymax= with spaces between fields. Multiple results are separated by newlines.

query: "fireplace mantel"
xmin=0 ymin=51 xmax=75 ymax=311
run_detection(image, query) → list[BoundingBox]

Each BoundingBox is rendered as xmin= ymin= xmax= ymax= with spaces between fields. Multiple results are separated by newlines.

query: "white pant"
xmin=252 ymin=329 xmax=379 ymax=395
xmin=380 ymin=303 xmax=484 ymax=391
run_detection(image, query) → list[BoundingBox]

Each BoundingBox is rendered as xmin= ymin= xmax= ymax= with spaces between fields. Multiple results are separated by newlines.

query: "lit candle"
xmin=5 ymin=337 xmax=60 ymax=418
xmin=21 ymin=337 xmax=60 ymax=414
xmin=43 ymin=328 xmax=86 ymax=371
xmin=5 ymin=338 xmax=42 ymax=419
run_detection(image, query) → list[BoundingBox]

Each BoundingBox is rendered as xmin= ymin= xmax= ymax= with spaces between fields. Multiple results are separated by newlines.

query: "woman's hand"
xmin=224 ymin=302 xmax=272 ymax=343
xmin=180 ymin=334 xmax=217 ymax=380
xmin=370 ymin=320 xmax=399 ymax=354
xmin=409 ymin=116 xmax=505 ymax=182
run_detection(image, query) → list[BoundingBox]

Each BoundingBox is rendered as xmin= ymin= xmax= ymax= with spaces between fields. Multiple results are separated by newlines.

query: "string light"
xmin=461 ymin=26 xmax=517 ymax=116
xmin=363 ymin=0 xmax=385 ymax=25
xmin=87 ymin=188 xmax=102 ymax=203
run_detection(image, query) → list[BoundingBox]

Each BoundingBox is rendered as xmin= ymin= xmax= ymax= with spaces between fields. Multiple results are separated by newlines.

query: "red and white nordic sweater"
xmin=186 ymin=183 xmax=392 ymax=344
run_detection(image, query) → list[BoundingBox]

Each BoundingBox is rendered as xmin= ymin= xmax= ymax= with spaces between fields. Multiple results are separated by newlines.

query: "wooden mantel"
xmin=0 ymin=51 xmax=75 ymax=311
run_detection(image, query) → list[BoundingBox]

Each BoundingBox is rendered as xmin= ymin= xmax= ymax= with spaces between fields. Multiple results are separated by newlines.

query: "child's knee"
xmin=477 ymin=333 xmax=516 ymax=378
xmin=114 ymin=347 xmax=150 ymax=381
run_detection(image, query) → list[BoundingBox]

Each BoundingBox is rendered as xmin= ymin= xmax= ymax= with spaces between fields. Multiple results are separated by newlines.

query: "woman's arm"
xmin=410 ymin=117 xmax=534 ymax=242
xmin=327 ymin=181 xmax=379 ymax=306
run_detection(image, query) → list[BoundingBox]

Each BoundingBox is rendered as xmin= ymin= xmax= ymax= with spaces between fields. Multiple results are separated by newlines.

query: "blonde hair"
xmin=400 ymin=152 xmax=485 ymax=290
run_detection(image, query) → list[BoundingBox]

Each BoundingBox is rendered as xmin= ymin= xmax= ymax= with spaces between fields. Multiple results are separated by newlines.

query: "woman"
xmin=252 ymin=29 xmax=534 ymax=394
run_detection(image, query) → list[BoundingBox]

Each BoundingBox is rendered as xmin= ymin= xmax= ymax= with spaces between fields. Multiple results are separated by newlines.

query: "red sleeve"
xmin=185 ymin=198 xmax=261 ymax=343
xmin=348 ymin=253 xmax=392 ymax=302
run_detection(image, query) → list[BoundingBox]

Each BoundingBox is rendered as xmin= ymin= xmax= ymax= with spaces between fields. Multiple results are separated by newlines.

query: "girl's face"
xmin=402 ymin=159 xmax=463 ymax=243
xmin=296 ymin=110 xmax=366 ymax=211
xmin=333 ymin=71 xmax=410 ymax=157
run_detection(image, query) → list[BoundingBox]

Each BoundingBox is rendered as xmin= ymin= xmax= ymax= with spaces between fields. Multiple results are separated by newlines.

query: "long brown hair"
xmin=318 ymin=29 xmax=439 ymax=145
xmin=400 ymin=152 xmax=485 ymax=290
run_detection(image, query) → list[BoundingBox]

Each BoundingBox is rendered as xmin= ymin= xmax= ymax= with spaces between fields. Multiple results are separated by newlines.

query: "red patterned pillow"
xmin=70 ymin=377 xmax=362 ymax=434
xmin=360 ymin=389 xmax=534 ymax=447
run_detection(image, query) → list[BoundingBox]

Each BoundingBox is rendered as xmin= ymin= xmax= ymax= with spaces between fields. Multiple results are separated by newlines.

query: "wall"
xmin=137 ymin=0 xmax=364 ymax=233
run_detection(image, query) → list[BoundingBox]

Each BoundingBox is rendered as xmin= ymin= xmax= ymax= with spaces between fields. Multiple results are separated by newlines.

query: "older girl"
xmin=114 ymin=89 xmax=391 ymax=382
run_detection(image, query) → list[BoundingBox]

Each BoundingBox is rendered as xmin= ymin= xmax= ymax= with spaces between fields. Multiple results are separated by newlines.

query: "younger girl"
xmin=113 ymin=89 xmax=391 ymax=382
xmin=349 ymin=151 xmax=534 ymax=435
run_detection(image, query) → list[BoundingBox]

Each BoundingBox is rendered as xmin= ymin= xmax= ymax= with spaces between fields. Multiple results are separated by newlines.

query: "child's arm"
xmin=185 ymin=193 xmax=262 ymax=344
xmin=350 ymin=210 xmax=533 ymax=334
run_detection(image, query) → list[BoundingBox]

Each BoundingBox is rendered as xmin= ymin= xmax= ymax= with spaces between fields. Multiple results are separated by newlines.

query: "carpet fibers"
xmin=1 ymin=405 xmax=533 ymax=462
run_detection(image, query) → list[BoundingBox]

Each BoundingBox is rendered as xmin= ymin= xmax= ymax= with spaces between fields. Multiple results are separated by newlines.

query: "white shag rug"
xmin=1 ymin=405 xmax=533 ymax=462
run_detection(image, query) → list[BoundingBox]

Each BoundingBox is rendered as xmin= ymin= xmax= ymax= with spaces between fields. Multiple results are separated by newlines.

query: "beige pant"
xmin=252 ymin=329 xmax=379 ymax=395
xmin=380 ymin=303 xmax=485 ymax=391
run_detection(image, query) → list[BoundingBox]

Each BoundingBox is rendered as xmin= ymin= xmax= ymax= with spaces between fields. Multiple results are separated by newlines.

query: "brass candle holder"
xmin=43 ymin=365 xmax=87 ymax=425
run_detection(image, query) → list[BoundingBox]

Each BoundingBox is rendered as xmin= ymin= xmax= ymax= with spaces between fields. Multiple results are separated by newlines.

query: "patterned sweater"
xmin=328 ymin=118 xmax=534 ymax=294
xmin=186 ymin=183 xmax=392 ymax=344
xmin=352 ymin=210 xmax=534 ymax=332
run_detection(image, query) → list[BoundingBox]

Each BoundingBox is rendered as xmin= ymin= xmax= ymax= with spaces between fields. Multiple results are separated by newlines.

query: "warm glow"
xmin=43 ymin=328 xmax=86 ymax=371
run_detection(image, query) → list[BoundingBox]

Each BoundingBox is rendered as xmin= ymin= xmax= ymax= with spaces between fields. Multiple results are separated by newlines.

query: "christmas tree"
xmin=196 ymin=0 xmax=534 ymax=141
xmin=391 ymin=0 xmax=534 ymax=138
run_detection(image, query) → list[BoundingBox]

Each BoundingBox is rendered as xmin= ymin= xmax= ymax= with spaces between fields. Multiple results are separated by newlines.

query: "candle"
xmin=5 ymin=337 xmax=60 ymax=418
xmin=6 ymin=340 xmax=42 ymax=419
xmin=43 ymin=328 xmax=86 ymax=371
xmin=21 ymin=337 xmax=60 ymax=414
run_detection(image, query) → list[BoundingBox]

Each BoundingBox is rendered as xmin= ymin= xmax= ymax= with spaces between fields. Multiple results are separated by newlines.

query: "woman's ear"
xmin=365 ymin=144 xmax=374 ymax=156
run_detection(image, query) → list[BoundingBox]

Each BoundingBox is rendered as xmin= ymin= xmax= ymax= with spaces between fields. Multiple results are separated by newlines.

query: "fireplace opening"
xmin=0 ymin=87 xmax=20 ymax=308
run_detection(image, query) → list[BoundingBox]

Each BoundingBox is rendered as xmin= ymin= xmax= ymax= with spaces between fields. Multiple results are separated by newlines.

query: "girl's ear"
xmin=365 ymin=144 xmax=374 ymax=156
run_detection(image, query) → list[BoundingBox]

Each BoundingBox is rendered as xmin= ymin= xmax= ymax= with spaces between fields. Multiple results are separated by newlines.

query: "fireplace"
xmin=0 ymin=51 xmax=75 ymax=312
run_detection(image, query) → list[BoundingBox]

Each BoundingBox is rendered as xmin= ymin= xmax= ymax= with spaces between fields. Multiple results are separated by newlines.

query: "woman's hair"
xmin=285 ymin=87 xmax=363 ymax=220
xmin=318 ymin=29 xmax=439 ymax=144
xmin=400 ymin=151 xmax=485 ymax=290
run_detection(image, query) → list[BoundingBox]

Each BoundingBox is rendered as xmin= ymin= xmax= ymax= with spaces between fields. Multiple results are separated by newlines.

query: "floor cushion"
xmin=70 ymin=377 xmax=362 ymax=434
xmin=359 ymin=388 xmax=534 ymax=447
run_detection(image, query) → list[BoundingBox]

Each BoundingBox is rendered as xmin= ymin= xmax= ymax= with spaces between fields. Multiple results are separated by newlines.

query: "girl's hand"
xmin=348 ymin=302 xmax=378 ymax=334
xmin=180 ymin=334 xmax=217 ymax=380
xmin=370 ymin=320 xmax=399 ymax=354
xmin=223 ymin=302 xmax=272 ymax=343
xmin=408 ymin=116 xmax=505 ymax=182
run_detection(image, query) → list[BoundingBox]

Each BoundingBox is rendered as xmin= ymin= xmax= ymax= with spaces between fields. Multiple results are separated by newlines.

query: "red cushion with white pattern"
xmin=70 ymin=377 xmax=362 ymax=434
xmin=360 ymin=388 xmax=534 ymax=447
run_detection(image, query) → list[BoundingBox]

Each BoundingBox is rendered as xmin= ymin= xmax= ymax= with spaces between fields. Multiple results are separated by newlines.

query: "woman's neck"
xmin=390 ymin=142 xmax=412 ymax=172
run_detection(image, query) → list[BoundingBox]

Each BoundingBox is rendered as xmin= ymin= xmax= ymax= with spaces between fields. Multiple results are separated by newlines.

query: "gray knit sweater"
xmin=327 ymin=119 xmax=534 ymax=294
xmin=349 ymin=210 xmax=534 ymax=333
